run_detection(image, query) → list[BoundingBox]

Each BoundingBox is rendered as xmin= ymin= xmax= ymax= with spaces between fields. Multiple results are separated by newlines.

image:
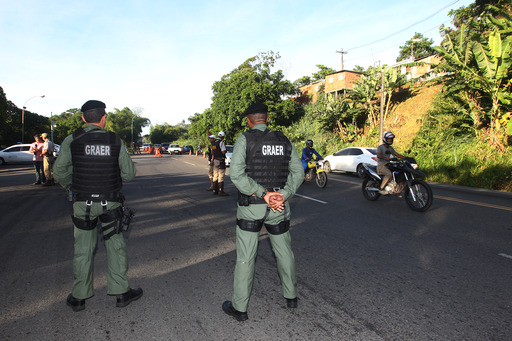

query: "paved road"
xmin=0 ymin=153 xmax=511 ymax=340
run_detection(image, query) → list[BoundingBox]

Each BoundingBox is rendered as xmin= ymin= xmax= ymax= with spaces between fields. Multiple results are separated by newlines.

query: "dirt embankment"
xmin=384 ymin=84 xmax=443 ymax=150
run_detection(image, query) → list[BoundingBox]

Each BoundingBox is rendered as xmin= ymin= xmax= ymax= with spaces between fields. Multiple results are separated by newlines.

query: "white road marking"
xmin=294 ymin=193 xmax=328 ymax=204
xmin=184 ymin=162 xmax=196 ymax=166
xmin=499 ymin=253 xmax=512 ymax=260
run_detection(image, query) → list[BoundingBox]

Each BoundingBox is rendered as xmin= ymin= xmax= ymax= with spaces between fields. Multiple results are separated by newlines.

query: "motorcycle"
xmin=304 ymin=159 xmax=328 ymax=188
xmin=361 ymin=157 xmax=433 ymax=212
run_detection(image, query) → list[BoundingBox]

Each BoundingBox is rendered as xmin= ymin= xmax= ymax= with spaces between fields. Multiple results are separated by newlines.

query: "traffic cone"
xmin=155 ymin=148 xmax=162 ymax=157
xmin=203 ymin=153 xmax=206 ymax=159
xmin=189 ymin=150 xmax=192 ymax=156
xmin=195 ymin=151 xmax=198 ymax=157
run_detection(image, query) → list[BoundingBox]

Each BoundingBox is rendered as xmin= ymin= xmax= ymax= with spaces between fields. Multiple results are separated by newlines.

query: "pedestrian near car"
xmin=222 ymin=102 xmax=303 ymax=322
xmin=211 ymin=131 xmax=229 ymax=196
xmin=41 ymin=133 xmax=55 ymax=186
xmin=29 ymin=134 xmax=46 ymax=185
xmin=53 ymin=100 xmax=142 ymax=312
xmin=206 ymin=134 xmax=216 ymax=191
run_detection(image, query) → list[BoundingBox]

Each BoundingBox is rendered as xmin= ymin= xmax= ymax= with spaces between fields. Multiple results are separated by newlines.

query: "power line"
xmin=344 ymin=19 xmax=452 ymax=64
xmin=346 ymin=0 xmax=460 ymax=52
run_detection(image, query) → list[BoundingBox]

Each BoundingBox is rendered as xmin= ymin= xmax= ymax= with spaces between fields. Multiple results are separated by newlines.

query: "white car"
xmin=225 ymin=145 xmax=234 ymax=167
xmin=0 ymin=143 xmax=60 ymax=165
xmin=322 ymin=147 xmax=377 ymax=177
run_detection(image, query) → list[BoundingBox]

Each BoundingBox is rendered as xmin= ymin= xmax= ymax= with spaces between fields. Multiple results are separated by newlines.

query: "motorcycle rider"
xmin=377 ymin=131 xmax=406 ymax=194
xmin=301 ymin=139 xmax=322 ymax=173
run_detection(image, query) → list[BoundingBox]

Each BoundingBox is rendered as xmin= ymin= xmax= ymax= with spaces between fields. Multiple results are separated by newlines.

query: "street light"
xmin=22 ymin=95 xmax=45 ymax=143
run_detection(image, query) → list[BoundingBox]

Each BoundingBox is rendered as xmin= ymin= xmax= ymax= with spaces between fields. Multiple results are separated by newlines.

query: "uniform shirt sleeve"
xmin=280 ymin=144 xmax=304 ymax=201
xmin=229 ymin=134 xmax=267 ymax=198
xmin=219 ymin=140 xmax=227 ymax=152
xmin=118 ymin=140 xmax=136 ymax=182
xmin=53 ymin=134 xmax=74 ymax=188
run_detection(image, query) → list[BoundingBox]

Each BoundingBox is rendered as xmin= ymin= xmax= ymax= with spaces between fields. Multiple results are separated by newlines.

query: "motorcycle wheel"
xmin=404 ymin=179 xmax=433 ymax=212
xmin=362 ymin=178 xmax=380 ymax=201
xmin=316 ymin=171 xmax=328 ymax=188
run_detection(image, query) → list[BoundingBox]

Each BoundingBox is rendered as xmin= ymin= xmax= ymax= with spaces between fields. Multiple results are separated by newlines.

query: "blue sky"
xmin=1 ymin=0 xmax=474 ymax=131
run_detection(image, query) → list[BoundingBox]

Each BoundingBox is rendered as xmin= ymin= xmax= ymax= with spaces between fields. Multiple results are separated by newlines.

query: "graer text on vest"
xmin=262 ymin=145 xmax=284 ymax=156
xmin=85 ymin=145 xmax=111 ymax=156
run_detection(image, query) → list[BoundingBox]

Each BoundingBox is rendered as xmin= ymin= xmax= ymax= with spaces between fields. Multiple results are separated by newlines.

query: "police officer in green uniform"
xmin=222 ymin=102 xmax=303 ymax=321
xmin=53 ymin=100 xmax=142 ymax=312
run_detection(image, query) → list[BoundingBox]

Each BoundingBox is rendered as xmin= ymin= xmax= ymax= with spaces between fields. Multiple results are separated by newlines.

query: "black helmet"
xmin=383 ymin=132 xmax=395 ymax=145
xmin=306 ymin=139 xmax=313 ymax=148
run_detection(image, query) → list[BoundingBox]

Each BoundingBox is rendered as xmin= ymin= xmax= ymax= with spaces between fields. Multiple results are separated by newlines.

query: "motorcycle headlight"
xmin=411 ymin=163 xmax=418 ymax=169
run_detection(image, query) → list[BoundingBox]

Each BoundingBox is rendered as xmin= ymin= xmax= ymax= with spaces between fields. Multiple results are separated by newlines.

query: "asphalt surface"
xmin=0 ymin=153 xmax=511 ymax=340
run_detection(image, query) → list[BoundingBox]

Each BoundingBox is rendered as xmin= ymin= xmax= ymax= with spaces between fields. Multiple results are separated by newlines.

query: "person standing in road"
xmin=211 ymin=131 xmax=229 ymax=196
xmin=29 ymin=134 xmax=46 ymax=185
xmin=222 ymin=102 xmax=303 ymax=321
xmin=41 ymin=133 xmax=55 ymax=186
xmin=53 ymin=100 xmax=142 ymax=312
xmin=206 ymin=134 xmax=216 ymax=191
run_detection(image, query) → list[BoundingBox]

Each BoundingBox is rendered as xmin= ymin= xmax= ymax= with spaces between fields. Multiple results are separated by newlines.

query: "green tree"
xmin=200 ymin=51 xmax=303 ymax=143
xmin=293 ymin=76 xmax=313 ymax=88
xmin=353 ymin=65 xmax=365 ymax=73
xmin=149 ymin=123 xmax=188 ymax=144
xmin=106 ymin=107 xmax=150 ymax=146
xmin=350 ymin=66 xmax=382 ymax=129
xmin=311 ymin=64 xmax=337 ymax=81
xmin=434 ymin=5 xmax=512 ymax=147
xmin=382 ymin=67 xmax=408 ymax=121
xmin=52 ymin=108 xmax=84 ymax=143
xmin=396 ymin=33 xmax=435 ymax=62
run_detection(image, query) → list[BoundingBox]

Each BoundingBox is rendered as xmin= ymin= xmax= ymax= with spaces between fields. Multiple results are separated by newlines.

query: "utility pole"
xmin=336 ymin=48 xmax=347 ymax=71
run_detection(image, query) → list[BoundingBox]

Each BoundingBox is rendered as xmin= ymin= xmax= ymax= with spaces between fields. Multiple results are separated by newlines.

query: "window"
xmin=329 ymin=77 xmax=333 ymax=84
xmin=6 ymin=147 xmax=21 ymax=152
xmin=350 ymin=149 xmax=363 ymax=156
xmin=339 ymin=74 xmax=344 ymax=80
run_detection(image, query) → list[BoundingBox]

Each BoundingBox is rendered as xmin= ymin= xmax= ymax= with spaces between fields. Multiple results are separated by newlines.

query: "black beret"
xmin=81 ymin=100 xmax=106 ymax=112
xmin=244 ymin=102 xmax=268 ymax=116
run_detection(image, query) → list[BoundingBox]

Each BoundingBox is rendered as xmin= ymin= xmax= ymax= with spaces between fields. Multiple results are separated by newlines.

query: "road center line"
xmin=499 ymin=253 xmax=512 ymax=260
xmin=434 ymin=195 xmax=512 ymax=212
xmin=184 ymin=162 xmax=196 ymax=166
xmin=294 ymin=193 xmax=328 ymax=204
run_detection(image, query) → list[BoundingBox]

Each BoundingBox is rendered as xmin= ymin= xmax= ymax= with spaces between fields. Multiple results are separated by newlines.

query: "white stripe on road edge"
xmin=499 ymin=253 xmax=512 ymax=260
xmin=184 ymin=162 xmax=196 ymax=166
xmin=294 ymin=193 xmax=328 ymax=204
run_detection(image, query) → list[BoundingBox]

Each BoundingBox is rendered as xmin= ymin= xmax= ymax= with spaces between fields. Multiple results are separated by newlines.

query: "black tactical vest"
xmin=70 ymin=128 xmax=122 ymax=195
xmin=244 ymin=128 xmax=291 ymax=189
xmin=211 ymin=139 xmax=225 ymax=159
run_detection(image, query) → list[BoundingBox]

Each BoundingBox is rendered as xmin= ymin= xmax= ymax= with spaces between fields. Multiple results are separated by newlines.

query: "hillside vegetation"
xmin=360 ymin=84 xmax=512 ymax=192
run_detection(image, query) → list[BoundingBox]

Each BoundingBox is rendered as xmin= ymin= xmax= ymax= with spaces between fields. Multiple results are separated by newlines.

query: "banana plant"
xmin=434 ymin=7 xmax=512 ymax=143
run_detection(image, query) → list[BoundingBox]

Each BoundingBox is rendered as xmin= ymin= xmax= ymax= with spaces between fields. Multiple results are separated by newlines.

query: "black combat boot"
xmin=212 ymin=181 xmax=219 ymax=195
xmin=218 ymin=182 xmax=229 ymax=196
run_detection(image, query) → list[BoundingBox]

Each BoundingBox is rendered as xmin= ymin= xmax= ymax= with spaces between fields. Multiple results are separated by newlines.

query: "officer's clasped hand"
xmin=264 ymin=192 xmax=285 ymax=212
